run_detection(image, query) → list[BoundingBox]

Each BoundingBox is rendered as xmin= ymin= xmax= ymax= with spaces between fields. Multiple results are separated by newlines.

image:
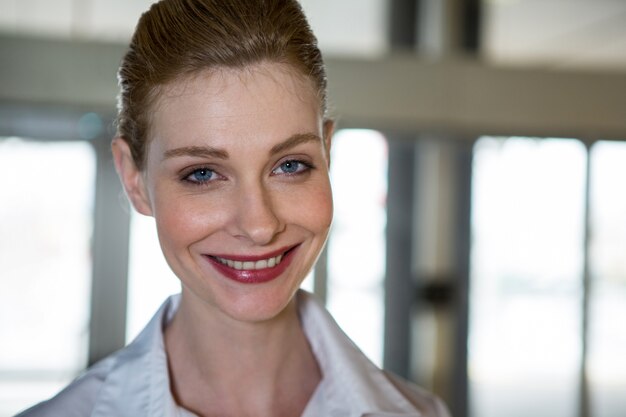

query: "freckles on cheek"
xmin=297 ymin=187 xmax=333 ymax=229
xmin=153 ymin=197 xmax=213 ymax=245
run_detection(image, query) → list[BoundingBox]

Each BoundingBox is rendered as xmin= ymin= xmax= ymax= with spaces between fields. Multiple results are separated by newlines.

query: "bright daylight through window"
xmin=0 ymin=138 xmax=95 ymax=416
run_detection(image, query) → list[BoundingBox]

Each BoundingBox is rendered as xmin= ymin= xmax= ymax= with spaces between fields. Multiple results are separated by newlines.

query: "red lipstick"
xmin=204 ymin=245 xmax=299 ymax=284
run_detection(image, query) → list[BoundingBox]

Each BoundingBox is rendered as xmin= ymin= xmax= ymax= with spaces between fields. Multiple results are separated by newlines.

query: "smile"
xmin=213 ymin=254 xmax=284 ymax=270
xmin=205 ymin=245 xmax=299 ymax=284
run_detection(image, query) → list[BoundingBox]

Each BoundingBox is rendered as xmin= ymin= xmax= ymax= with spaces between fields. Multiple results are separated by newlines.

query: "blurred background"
xmin=1 ymin=0 xmax=625 ymax=416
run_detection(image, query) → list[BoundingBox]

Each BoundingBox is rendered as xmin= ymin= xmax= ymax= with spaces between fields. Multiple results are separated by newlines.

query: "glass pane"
xmin=0 ymin=137 xmax=94 ymax=416
xmin=90 ymin=0 xmax=156 ymax=40
xmin=326 ymin=129 xmax=388 ymax=366
xmin=483 ymin=1 xmax=626 ymax=70
xmin=300 ymin=0 xmax=388 ymax=55
xmin=588 ymin=141 xmax=626 ymax=417
xmin=0 ymin=0 xmax=72 ymax=38
xmin=469 ymin=137 xmax=587 ymax=417
xmin=126 ymin=213 xmax=180 ymax=343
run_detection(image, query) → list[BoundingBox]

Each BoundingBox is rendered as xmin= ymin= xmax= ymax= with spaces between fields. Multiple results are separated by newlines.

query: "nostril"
xmin=234 ymin=189 xmax=283 ymax=242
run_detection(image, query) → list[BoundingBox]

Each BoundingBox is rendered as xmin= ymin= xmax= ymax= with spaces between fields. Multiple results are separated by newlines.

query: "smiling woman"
xmin=15 ymin=1 xmax=449 ymax=417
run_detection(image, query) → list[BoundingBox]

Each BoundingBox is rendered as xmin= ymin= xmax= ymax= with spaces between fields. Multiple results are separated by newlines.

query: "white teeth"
xmin=214 ymin=253 xmax=285 ymax=270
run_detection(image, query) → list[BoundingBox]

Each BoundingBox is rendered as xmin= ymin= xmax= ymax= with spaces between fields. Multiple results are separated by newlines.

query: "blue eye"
xmin=274 ymin=160 xmax=310 ymax=175
xmin=186 ymin=168 xmax=215 ymax=183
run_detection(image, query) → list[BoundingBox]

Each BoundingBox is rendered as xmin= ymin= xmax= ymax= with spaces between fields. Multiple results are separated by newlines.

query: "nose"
xmin=231 ymin=181 xmax=284 ymax=245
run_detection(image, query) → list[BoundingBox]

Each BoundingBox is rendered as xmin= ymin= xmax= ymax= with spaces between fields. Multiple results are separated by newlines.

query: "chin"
xmin=177 ymin=267 xmax=301 ymax=324
xmin=215 ymin=283 xmax=300 ymax=323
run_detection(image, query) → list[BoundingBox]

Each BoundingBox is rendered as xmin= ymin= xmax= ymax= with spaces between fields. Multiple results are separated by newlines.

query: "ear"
xmin=111 ymin=138 xmax=153 ymax=216
xmin=322 ymin=119 xmax=334 ymax=167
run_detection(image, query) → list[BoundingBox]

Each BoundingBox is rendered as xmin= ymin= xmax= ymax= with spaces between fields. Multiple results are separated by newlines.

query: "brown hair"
xmin=116 ymin=0 xmax=327 ymax=169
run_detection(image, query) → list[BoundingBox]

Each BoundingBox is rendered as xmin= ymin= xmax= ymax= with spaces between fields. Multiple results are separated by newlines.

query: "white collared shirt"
xmin=17 ymin=291 xmax=450 ymax=417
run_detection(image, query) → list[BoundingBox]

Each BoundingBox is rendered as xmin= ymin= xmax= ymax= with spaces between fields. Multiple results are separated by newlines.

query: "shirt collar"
xmin=90 ymin=291 xmax=421 ymax=417
xmin=90 ymin=295 xmax=186 ymax=417
xmin=297 ymin=291 xmax=422 ymax=417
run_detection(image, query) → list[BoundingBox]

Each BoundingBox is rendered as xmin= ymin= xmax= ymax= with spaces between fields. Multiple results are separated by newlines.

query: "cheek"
xmin=284 ymin=180 xmax=333 ymax=233
xmin=151 ymin=192 xmax=226 ymax=248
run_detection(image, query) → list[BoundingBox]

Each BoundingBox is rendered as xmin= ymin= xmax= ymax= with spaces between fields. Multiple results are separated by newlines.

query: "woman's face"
xmin=117 ymin=63 xmax=333 ymax=323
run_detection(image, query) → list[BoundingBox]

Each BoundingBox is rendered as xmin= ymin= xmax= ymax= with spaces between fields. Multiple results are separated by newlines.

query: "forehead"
xmin=157 ymin=63 xmax=319 ymax=114
xmin=147 ymin=63 xmax=322 ymax=147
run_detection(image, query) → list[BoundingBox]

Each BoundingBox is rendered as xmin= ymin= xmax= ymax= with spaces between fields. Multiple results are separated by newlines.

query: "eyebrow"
xmin=163 ymin=145 xmax=229 ymax=160
xmin=162 ymin=133 xmax=321 ymax=161
xmin=270 ymin=133 xmax=321 ymax=155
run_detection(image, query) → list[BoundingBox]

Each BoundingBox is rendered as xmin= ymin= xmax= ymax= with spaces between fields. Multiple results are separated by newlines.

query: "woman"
xmin=18 ymin=1 xmax=450 ymax=416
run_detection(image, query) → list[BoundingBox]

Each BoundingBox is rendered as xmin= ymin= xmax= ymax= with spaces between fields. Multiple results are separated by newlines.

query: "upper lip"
xmin=206 ymin=244 xmax=299 ymax=262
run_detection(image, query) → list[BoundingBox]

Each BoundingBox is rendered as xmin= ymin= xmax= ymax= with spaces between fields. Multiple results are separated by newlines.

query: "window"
xmin=469 ymin=136 xmax=626 ymax=417
xmin=588 ymin=141 xmax=626 ymax=417
xmin=0 ymin=138 xmax=95 ymax=416
xmin=326 ymin=129 xmax=388 ymax=365
xmin=469 ymin=137 xmax=587 ymax=417
xmin=299 ymin=0 xmax=388 ymax=55
xmin=125 ymin=213 xmax=180 ymax=343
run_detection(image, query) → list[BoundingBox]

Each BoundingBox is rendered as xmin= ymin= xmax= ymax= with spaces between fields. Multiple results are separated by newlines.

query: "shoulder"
xmin=15 ymin=295 xmax=179 ymax=417
xmin=15 ymin=357 xmax=115 ymax=417
xmin=383 ymin=371 xmax=452 ymax=417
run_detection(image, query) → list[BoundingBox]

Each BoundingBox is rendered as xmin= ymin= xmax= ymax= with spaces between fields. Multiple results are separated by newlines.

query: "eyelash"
xmin=272 ymin=159 xmax=315 ymax=176
xmin=182 ymin=167 xmax=220 ymax=185
xmin=180 ymin=159 xmax=314 ymax=187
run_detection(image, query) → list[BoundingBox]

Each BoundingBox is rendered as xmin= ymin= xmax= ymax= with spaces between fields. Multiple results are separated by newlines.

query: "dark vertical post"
xmin=451 ymin=139 xmax=474 ymax=417
xmin=384 ymin=138 xmax=418 ymax=378
xmin=461 ymin=0 xmax=482 ymax=52
xmin=313 ymin=245 xmax=328 ymax=305
xmin=88 ymin=131 xmax=131 ymax=365
xmin=443 ymin=2 xmax=480 ymax=414
xmin=389 ymin=0 xmax=419 ymax=48
xmin=384 ymin=4 xmax=481 ymax=417
xmin=384 ymin=0 xmax=419 ymax=379
xmin=454 ymin=3 xmax=480 ymax=416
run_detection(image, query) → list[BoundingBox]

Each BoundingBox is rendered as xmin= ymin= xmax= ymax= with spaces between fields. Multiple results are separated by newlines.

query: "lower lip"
xmin=204 ymin=246 xmax=298 ymax=284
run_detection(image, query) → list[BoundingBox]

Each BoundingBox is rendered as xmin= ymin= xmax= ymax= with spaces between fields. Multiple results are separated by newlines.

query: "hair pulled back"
xmin=116 ymin=0 xmax=327 ymax=169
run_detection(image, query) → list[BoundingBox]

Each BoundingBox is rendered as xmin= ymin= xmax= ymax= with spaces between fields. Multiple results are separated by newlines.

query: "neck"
xmin=164 ymin=289 xmax=321 ymax=417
